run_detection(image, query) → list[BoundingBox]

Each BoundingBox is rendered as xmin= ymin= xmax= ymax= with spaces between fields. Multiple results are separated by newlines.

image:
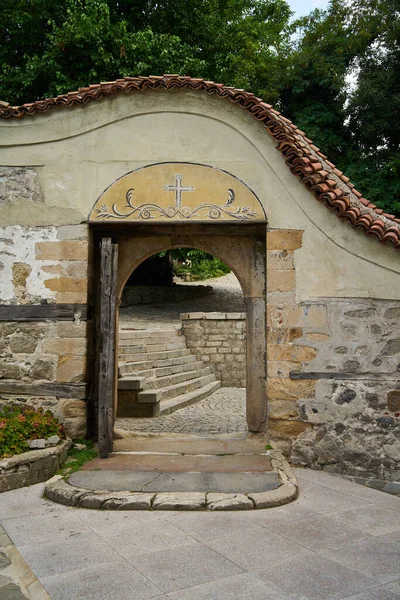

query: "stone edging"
xmin=44 ymin=451 xmax=298 ymax=511
xmin=0 ymin=439 xmax=72 ymax=493
xmin=180 ymin=312 xmax=246 ymax=321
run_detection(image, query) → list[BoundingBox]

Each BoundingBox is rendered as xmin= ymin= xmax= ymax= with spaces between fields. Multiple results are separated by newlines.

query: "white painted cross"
xmin=164 ymin=174 xmax=194 ymax=208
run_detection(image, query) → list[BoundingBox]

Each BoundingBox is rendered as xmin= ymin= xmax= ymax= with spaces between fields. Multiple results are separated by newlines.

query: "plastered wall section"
xmin=1 ymin=89 xmax=399 ymax=300
xmin=0 ymin=224 xmax=91 ymax=437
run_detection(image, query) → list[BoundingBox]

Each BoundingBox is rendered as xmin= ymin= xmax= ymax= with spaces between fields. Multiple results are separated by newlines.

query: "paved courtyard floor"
xmin=116 ymin=388 xmax=246 ymax=435
xmin=1 ymin=469 xmax=399 ymax=600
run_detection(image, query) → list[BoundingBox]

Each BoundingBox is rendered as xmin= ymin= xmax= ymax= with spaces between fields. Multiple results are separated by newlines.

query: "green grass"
xmin=57 ymin=439 xmax=98 ymax=477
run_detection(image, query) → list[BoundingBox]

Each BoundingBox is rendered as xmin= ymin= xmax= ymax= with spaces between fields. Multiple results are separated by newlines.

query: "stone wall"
xmin=0 ymin=222 xmax=90 ymax=438
xmin=181 ymin=313 xmax=246 ymax=387
xmin=265 ymin=229 xmax=400 ymax=480
xmin=121 ymin=283 xmax=212 ymax=307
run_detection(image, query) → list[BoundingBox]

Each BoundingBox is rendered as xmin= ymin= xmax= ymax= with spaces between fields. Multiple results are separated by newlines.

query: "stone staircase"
xmin=117 ymin=327 xmax=221 ymax=418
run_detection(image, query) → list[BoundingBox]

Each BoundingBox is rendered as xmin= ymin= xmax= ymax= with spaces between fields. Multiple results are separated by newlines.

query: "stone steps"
xmin=117 ymin=327 xmax=221 ymax=417
xmin=157 ymin=380 xmax=221 ymax=416
xmin=138 ymin=374 xmax=217 ymax=404
xmin=118 ymin=367 xmax=211 ymax=394
xmin=120 ymin=359 xmax=205 ymax=380
xmin=119 ymin=348 xmax=192 ymax=364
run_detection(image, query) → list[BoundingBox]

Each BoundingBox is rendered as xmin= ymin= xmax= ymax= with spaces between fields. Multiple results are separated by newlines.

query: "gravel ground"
xmin=115 ymin=387 xmax=246 ymax=435
xmin=119 ymin=272 xmax=244 ymax=327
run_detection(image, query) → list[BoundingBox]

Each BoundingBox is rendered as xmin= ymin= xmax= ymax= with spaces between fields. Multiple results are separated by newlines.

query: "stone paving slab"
xmin=69 ymin=470 xmax=281 ymax=494
xmin=80 ymin=452 xmax=273 ymax=473
xmin=2 ymin=472 xmax=399 ymax=599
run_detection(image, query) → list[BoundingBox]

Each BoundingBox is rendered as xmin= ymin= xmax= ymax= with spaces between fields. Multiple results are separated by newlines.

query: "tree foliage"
xmin=0 ymin=0 xmax=399 ymax=215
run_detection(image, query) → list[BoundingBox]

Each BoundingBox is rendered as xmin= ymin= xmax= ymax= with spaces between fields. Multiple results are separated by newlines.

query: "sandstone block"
xmin=44 ymin=338 xmax=87 ymax=356
xmin=57 ymin=322 xmax=87 ymax=338
xmin=44 ymin=277 xmax=88 ymax=293
xmin=267 ymin=361 xmax=299 ymax=378
xmin=267 ymin=327 xmax=303 ymax=344
xmin=55 ymin=292 xmax=88 ymax=304
xmin=12 ymin=262 xmax=31 ymax=288
xmin=267 ymin=250 xmax=294 ymax=270
xmin=64 ymin=261 xmax=89 ymax=278
xmin=35 ymin=240 xmax=88 ymax=261
xmin=56 ymin=356 xmax=86 ymax=382
xmin=268 ymin=399 xmax=299 ymax=419
xmin=266 ymin=229 xmax=303 ymax=250
xmin=269 ymin=419 xmax=312 ymax=438
xmin=267 ymin=344 xmax=317 ymax=362
xmin=268 ymin=378 xmax=316 ymax=400
xmin=41 ymin=264 xmax=63 ymax=275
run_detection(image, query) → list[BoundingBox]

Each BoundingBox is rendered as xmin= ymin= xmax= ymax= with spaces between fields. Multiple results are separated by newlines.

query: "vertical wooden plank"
xmin=98 ymin=237 xmax=118 ymax=458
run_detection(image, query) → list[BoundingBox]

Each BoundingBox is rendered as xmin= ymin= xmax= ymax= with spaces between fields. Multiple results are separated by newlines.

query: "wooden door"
xmin=97 ymin=237 xmax=118 ymax=458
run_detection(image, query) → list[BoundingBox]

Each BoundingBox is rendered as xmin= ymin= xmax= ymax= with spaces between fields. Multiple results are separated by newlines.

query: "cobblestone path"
xmin=119 ymin=272 xmax=244 ymax=327
xmin=115 ymin=387 xmax=246 ymax=435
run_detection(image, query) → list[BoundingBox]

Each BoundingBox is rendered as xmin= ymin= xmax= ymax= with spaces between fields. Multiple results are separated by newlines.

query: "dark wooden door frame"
xmin=91 ymin=223 xmax=268 ymax=457
xmin=97 ymin=237 xmax=119 ymax=458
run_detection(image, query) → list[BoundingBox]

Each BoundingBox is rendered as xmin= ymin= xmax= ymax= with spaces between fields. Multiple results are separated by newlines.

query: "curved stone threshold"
xmin=0 ymin=439 xmax=72 ymax=494
xmin=44 ymin=451 xmax=298 ymax=511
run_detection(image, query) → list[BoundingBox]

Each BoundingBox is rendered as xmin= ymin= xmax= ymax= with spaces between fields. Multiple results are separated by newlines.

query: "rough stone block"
xmin=0 ymin=167 xmax=41 ymax=205
xmin=266 ymin=229 xmax=303 ymax=250
xmin=248 ymin=483 xmax=298 ymax=508
xmin=43 ymin=338 xmax=87 ymax=356
xmin=207 ymin=493 xmax=253 ymax=510
xmin=103 ymin=493 xmax=155 ymax=510
xmin=152 ymin=492 xmax=206 ymax=510
xmin=268 ymin=399 xmax=299 ymax=419
xmin=35 ymin=240 xmax=88 ymax=261
xmin=8 ymin=332 xmax=39 ymax=354
xmin=269 ymin=419 xmax=312 ymax=438
xmin=387 ymin=391 xmax=400 ymax=412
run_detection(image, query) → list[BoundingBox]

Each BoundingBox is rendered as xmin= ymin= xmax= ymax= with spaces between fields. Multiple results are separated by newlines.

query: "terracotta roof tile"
xmin=1 ymin=75 xmax=399 ymax=248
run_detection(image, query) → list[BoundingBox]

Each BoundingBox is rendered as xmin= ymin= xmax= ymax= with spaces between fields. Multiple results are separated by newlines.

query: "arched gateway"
xmin=1 ymin=76 xmax=399 ymax=477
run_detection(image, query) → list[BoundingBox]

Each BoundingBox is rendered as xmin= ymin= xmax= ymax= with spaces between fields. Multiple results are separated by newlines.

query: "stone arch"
xmin=116 ymin=231 xmax=267 ymax=434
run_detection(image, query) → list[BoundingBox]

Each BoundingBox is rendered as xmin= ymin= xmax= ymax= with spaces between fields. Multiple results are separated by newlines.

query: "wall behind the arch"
xmin=0 ymin=89 xmax=399 ymax=478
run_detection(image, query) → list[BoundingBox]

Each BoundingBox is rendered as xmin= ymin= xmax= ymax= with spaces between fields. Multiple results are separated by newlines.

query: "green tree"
xmin=0 ymin=0 xmax=292 ymax=105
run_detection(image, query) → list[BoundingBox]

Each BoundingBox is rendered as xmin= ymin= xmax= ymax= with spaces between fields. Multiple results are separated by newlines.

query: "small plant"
xmin=0 ymin=404 xmax=64 ymax=458
xmin=265 ymin=443 xmax=273 ymax=451
xmin=57 ymin=440 xmax=97 ymax=477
